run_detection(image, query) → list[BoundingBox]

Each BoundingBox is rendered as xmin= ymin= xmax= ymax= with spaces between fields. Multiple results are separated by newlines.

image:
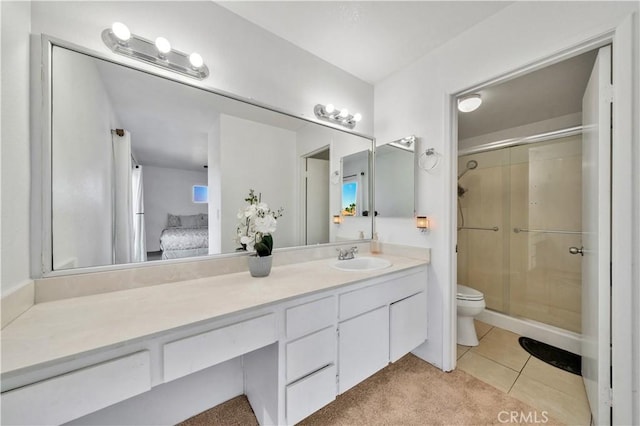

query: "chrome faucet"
xmin=337 ymin=246 xmax=358 ymax=260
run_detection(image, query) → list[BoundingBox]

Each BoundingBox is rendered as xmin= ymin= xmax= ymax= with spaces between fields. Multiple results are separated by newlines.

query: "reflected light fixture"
xmin=388 ymin=135 xmax=416 ymax=152
xmin=416 ymin=216 xmax=430 ymax=232
xmin=457 ymin=94 xmax=482 ymax=112
xmin=333 ymin=215 xmax=343 ymax=225
xmin=102 ymin=22 xmax=209 ymax=80
xmin=314 ymin=104 xmax=362 ymax=129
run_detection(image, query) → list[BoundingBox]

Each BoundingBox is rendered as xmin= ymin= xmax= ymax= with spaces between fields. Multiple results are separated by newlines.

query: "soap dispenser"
xmin=371 ymin=232 xmax=381 ymax=254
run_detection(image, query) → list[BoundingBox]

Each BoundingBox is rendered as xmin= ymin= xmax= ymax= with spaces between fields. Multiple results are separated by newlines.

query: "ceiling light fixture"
xmin=314 ymin=104 xmax=362 ymax=129
xmin=457 ymin=94 xmax=482 ymax=112
xmin=102 ymin=22 xmax=209 ymax=80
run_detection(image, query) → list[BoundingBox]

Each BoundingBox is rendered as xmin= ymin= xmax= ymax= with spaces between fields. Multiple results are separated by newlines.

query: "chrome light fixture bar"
xmin=102 ymin=22 xmax=209 ymax=80
xmin=314 ymin=103 xmax=361 ymax=129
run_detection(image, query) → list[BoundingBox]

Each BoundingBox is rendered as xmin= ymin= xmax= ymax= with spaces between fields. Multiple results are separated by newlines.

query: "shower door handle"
xmin=569 ymin=246 xmax=584 ymax=256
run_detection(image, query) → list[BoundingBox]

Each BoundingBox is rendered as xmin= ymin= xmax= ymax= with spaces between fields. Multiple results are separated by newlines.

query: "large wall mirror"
xmin=45 ymin=39 xmax=373 ymax=273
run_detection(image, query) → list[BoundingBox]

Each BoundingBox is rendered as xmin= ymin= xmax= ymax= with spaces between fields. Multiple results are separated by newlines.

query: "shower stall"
xmin=456 ymin=131 xmax=583 ymax=338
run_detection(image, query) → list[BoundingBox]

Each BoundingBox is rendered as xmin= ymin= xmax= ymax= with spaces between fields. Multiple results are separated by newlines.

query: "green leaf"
xmin=255 ymin=234 xmax=273 ymax=257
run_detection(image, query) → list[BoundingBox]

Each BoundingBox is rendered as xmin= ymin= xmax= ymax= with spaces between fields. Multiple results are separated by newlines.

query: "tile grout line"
xmin=507 ymin=354 xmax=531 ymax=394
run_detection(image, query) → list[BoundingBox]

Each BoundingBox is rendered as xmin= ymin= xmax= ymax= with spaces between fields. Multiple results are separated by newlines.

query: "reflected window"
xmin=342 ymin=181 xmax=357 ymax=216
xmin=192 ymin=185 xmax=208 ymax=203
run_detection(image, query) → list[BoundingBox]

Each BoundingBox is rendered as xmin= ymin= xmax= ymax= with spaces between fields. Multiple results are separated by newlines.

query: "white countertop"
xmin=1 ymin=254 xmax=427 ymax=376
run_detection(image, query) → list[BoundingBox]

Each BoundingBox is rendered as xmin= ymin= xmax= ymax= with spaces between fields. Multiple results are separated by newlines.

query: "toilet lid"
xmin=457 ymin=284 xmax=484 ymax=301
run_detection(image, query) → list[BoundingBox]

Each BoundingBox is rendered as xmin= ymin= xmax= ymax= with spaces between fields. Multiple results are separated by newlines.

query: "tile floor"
xmin=457 ymin=321 xmax=591 ymax=425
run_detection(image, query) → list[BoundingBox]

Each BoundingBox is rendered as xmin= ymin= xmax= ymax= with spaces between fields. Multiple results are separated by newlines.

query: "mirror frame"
xmin=39 ymin=34 xmax=376 ymax=277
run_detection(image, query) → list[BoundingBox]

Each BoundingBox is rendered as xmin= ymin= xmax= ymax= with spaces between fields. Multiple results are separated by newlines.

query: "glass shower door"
xmin=457 ymin=134 xmax=583 ymax=333
xmin=508 ymin=136 xmax=583 ymax=333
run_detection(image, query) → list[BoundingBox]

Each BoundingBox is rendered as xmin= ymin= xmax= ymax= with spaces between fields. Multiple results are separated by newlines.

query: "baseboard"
xmin=1 ymin=280 xmax=35 ymax=329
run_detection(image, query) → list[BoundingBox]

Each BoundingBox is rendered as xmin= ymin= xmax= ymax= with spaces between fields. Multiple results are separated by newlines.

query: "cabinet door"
xmin=390 ymin=292 xmax=427 ymax=362
xmin=338 ymin=306 xmax=388 ymax=394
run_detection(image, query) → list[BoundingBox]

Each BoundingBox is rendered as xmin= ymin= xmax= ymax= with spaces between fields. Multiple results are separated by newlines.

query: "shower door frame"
xmin=457 ymin=126 xmax=585 ymax=332
xmin=446 ymin=18 xmax=636 ymax=423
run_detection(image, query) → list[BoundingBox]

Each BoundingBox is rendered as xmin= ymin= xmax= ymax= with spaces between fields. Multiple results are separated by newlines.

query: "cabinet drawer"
xmin=164 ymin=313 xmax=276 ymax=382
xmin=339 ymin=271 xmax=424 ymax=320
xmin=1 ymin=351 xmax=151 ymax=426
xmin=286 ymin=364 xmax=336 ymax=425
xmin=286 ymin=296 xmax=335 ymax=340
xmin=286 ymin=326 xmax=336 ymax=383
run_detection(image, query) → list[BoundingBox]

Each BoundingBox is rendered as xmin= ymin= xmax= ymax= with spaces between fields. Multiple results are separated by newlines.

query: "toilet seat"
xmin=457 ymin=284 xmax=484 ymax=301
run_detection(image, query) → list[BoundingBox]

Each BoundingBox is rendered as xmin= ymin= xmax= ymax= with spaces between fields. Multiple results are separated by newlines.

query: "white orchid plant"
xmin=236 ymin=189 xmax=284 ymax=257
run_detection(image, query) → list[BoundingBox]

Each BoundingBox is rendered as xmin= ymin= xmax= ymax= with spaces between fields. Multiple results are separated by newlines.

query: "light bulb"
xmin=325 ymin=104 xmax=335 ymax=114
xmin=353 ymin=113 xmax=362 ymax=122
xmin=339 ymin=108 xmax=349 ymax=118
xmin=189 ymin=52 xmax=204 ymax=68
xmin=111 ymin=22 xmax=131 ymax=42
xmin=155 ymin=37 xmax=171 ymax=55
xmin=457 ymin=94 xmax=482 ymax=112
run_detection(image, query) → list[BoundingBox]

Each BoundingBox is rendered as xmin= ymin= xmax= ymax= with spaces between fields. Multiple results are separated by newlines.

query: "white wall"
xmin=51 ymin=47 xmax=118 ymax=270
xmin=219 ymin=115 xmax=297 ymax=253
xmin=1 ymin=1 xmax=31 ymax=294
xmin=374 ymin=1 xmax=639 ymax=373
xmin=143 ymin=166 xmax=208 ymax=252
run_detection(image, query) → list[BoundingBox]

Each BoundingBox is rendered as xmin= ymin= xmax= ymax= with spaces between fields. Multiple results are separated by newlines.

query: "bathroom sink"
xmin=331 ymin=256 xmax=392 ymax=272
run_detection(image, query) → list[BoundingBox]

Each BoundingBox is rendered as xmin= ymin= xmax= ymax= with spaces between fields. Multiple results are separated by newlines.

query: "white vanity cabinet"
xmin=284 ymin=296 xmax=338 ymax=425
xmin=390 ymin=291 xmax=428 ymax=362
xmin=1 ymin=257 xmax=428 ymax=426
xmin=337 ymin=269 xmax=427 ymax=395
xmin=163 ymin=313 xmax=277 ymax=382
xmin=338 ymin=305 xmax=389 ymax=393
xmin=1 ymin=351 xmax=151 ymax=426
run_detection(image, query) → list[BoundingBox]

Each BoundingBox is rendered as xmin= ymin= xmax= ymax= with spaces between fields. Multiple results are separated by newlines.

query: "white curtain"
xmin=132 ymin=165 xmax=147 ymax=262
xmin=112 ymin=130 xmax=133 ymax=264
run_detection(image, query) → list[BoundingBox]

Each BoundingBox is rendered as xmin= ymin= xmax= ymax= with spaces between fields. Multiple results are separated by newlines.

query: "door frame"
xmin=447 ymin=17 xmax=635 ymax=423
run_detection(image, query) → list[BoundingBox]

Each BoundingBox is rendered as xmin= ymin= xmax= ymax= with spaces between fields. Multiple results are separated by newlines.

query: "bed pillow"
xmin=179 ymin=214 xmax=200 ymax=228
xmin=167 ymin=214 xmax=181 ymax=228
xmin=197 ymin=214 xmax=208 ymax=228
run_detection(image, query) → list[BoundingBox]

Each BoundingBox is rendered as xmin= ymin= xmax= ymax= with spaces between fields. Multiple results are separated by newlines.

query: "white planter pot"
xmin=248 ymin=254 xmax=272 ymax=277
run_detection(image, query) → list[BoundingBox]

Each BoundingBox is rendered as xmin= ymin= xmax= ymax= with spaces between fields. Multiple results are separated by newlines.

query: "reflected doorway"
xmin=303 ymin=147 xmax=330 ymax=245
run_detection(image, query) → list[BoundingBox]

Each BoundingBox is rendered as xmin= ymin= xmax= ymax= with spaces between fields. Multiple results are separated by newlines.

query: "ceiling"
xmin=95 ymin=56 xmax=307 ymax=171
xmin=217 ymin=1 xmax=513 ymax=84
xmin=458 ymin=49 xmax=598 ymax=140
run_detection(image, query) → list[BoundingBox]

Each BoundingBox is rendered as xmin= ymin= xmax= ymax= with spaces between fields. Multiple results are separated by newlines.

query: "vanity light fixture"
xmin=314 ymin=104 xmax=362 ymax=129
xmin=333 ymin=215 xmax=343 ymax=225
xmin=416 ymin=216 xmax=430 ymax=232
xmin=457 ymin=94 xmax=482 ymax=112
xmin=102 ymin=22 xmax=209 ymax=80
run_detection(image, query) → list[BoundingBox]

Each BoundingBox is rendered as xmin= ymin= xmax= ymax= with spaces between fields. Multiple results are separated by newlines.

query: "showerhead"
xmin=458 ymin=159 xmax=478 ymax=179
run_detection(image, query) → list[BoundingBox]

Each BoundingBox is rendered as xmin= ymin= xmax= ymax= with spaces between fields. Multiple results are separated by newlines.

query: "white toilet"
xmin=456 ymin=284 xmax=486 ymax=346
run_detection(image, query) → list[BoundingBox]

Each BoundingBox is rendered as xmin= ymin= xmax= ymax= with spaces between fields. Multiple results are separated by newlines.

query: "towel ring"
xmin=419 ymin=148 xmax=441 ymax=172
